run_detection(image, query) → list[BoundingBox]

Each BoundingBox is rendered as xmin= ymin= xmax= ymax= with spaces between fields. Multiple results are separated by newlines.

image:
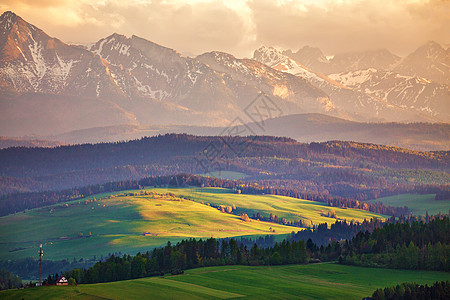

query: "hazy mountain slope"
xmin=329 ymin=69 xmax=450 ymax=121
xmin=241 ymin=114 xmax=450 ymax=151
xmin=253 ymin=47 xmax=419 ymax=122
xmin=327 ymin=49 xmax=401 ymax=74
xmin=196 ymin=51 xmax=334 ymax=115
xmin=0 ymin=12 xmax=123 ymax=100
xmin=283 ymin=47 xmax=400 ymax=75
xmin=0 ymin=92 xmax=139 ymax=136
xmin=0 ymin=136 xmax=63 ymax=149
xmin=38 ymin=113 xmax=450 ymax=151
xmin=394 ymin=41 xmax=450 ymax=85
xmin=282 ymin=46 xmax=331 ymax=74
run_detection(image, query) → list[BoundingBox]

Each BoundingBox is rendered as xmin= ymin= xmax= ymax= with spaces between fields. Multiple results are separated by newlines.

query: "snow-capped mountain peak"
xmin=0 ymin=12 xmax=448 ymax=138
xmin=253 ymin=46 xmax=287 ymax=67
xmin=394 ymin=41 xmax=449 ymax=85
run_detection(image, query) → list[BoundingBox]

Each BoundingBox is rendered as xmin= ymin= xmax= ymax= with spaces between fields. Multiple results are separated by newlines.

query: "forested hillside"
xmin=0 ymin=134 xmax=448 ymax=205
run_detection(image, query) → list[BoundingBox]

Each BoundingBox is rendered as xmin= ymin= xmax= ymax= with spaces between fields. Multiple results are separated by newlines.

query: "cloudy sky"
xmin=1 ymin=0 xmax=449 ymax=57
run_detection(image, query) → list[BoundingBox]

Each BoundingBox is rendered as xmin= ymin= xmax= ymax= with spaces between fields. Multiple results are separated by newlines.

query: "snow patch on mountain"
xmin=329 ymin=68 xmax=449 ymax=119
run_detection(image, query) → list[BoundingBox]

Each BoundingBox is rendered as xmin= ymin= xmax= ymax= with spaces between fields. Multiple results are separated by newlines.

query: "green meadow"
xmin=367 ymin=193 xmax=450 ymax=215
xmin=0 ymin=188 xmax=385 ymax=261
xmin=2 ymin=263 xmax=449 ymax=299
xmin=158 ymin=187 xmax=386 ymax=225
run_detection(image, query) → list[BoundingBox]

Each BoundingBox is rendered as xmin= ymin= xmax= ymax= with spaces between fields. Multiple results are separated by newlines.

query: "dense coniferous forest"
xmin=62 ymin=238 xmax=308 ymax=284
xmin=371 ymin=281 xmax=450 ymax=300
xmin=338 ymin=217 xmax=450 ymax=271
xmin=0 ymin=134 xmax=448 ymax=202
xmin=288 ymin=218 xmax=387 ymax=246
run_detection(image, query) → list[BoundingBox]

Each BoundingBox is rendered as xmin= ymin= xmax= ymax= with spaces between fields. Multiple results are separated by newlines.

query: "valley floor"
xmin=2 ymin=263 xmax=449 ymax=299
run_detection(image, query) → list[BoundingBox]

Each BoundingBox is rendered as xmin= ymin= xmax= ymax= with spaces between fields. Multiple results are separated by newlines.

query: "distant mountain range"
xmin=27 ymin=113 xmax=448 ymax=151
xmin=0 ymin=136 xmax=62 ymax=149
xmin=0 ymin=11 xmax=329 ymax=136
xmin=254 ymin=46 xmax=449 ymax=122
xmin=0 ymin=11 xmax=449 ymax=143
xmin=281 ymin=42 xmax=449 ymax=86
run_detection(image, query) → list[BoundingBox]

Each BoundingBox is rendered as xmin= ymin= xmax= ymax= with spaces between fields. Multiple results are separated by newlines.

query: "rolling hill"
xmin=0 ymin=187 xmax=385 ymax=261
xmin=367 ymin=193 xmax=450 ymax=216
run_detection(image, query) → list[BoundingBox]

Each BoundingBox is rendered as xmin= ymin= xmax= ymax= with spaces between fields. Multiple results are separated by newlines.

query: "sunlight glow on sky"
xmin=1 ymin=0 xmax=448 ymax=57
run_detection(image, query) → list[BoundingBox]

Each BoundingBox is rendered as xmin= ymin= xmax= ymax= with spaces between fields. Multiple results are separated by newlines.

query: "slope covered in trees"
xmin=339 ymin=217 xmax=450 ymax=271
xmin=0 ymin=134 xmax=447 ymax=200
xmin=371 ymin=281 xmax=450 ymax=300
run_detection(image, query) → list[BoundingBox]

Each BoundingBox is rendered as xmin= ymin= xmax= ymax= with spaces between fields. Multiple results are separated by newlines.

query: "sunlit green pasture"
xmin=0 ymin=190 xmax=292 ymax=260
xmin=0 ymin=187 xmax=385 ymax=261
xmin=367 ymin=193 xmax=450 ymax=215
xmin=2 ymin=263 xmax=449 ymax=299
xmin=153 ymin=187 xmax=386 ymax=225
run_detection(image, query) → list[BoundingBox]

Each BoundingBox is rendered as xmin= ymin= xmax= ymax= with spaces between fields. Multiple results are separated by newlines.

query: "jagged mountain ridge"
xmin=196 ymin=51 xmax=334 ymax=114
xmin=255 ymin=46 xmax=449 ymax=121
xmin=0 ymin=11 xmax=335 ymax=135
xmin=282 ymin=46 xmax=330 ymax=74
xmin=394 ymin=41 xmax=450 ymax=85
xmin=282 ymin=46 xmax=401 ymax=75
xmin=282 ymin=41 xmax=449 ymax=87
xmin=0 ymin=11 xmax=448 ymax=138
xmin=253 ymin=46 xmax=433 ymax=122
xmin=328 ymin=69 xmax=450 ymax=120
xmin=89 ymin=34 xmax=332 ymax=119
xmin=0 ymin=11 xmax=121 ymax=99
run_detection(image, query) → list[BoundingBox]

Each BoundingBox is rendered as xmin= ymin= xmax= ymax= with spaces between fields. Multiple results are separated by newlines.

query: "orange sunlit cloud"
xmin=1 ymin=0 xmax=449 ymax=57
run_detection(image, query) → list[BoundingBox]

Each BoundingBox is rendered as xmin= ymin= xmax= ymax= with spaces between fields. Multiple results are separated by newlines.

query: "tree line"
xmin=1 ymin=134 xmax=448 ymax=203
xmin=338 ymin=217 xmax=450 ymax=271
xmin=62 ymin=238 xmax=308 ymax=284
xmin=371 ymin=281 xmax=449 ymax=300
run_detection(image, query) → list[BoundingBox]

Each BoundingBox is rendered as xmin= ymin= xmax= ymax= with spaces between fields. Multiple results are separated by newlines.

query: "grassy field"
xmin=367 ymin=193 xmax=450 ymax=215
xmin=0 ymin=187 xmax=385 ymax=261
xmin=157 ymin=187 xmax=386 ymax=225
xmin=0 ymin=191 xmax=293 ymax=260
xmin=2 ymin=263 xmax=449 ymax=299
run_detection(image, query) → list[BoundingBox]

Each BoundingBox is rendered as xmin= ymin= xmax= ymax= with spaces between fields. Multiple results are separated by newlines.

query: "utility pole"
xmin=38 ymin=244 xmax=43 ymax=286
